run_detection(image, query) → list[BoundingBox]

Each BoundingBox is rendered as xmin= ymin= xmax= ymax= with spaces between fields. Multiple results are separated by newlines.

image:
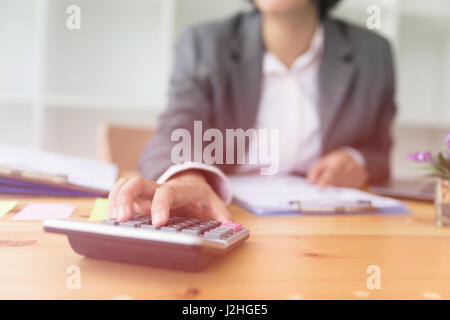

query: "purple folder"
xmin=0 ymin=177 xmax=104 ymax=197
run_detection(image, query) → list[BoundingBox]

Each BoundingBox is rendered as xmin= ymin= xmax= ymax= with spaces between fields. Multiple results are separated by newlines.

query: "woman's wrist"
xmin=168 ymin=169 xmax=208 ymax=184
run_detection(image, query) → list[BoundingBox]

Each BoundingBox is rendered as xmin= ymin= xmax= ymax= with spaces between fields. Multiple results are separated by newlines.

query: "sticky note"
xmin=13 ymin=203 xmax=76 ymax=220
xmin=89 ymin=198 xmax=109 ymax=221
xmin=0 ymin=201 xmax=18 ymax=218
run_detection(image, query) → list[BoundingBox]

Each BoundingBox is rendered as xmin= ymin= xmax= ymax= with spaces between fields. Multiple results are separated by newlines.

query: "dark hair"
xmin=314 ymin=0 xmax=341 ymax=19
xmin=248 ymin=0 xmax=342 ymax=20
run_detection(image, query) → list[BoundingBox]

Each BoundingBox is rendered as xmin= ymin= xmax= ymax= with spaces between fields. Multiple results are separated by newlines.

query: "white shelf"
xmin=397 ymin=117 xmax=450 ymax=128
xmin=0 ymin=93 xmax=32 ymax=105
xmin=400 ymin=0 xmax=450 ymax=18
xmin=44 ymin=93 xmax=163 ymax=111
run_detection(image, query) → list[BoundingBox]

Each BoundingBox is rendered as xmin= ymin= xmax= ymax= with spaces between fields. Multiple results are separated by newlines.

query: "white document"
xmin=0 ymin=144 xmax=118 ymax=192
xmin=228 ymin=174 xmax=408 ymax=215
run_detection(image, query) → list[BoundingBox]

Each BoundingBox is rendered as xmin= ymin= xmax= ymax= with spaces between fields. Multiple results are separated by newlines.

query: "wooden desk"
xmin=1 ymin=194 xmax=449 ymax=300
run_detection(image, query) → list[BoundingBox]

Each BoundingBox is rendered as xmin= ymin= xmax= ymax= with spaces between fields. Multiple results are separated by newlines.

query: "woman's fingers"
xmin=307 ymin=161 xmax=325 ymax=185
xmin=209 ymin=195 xmax=232 ymax=223
xmin=108 ymin=178 xmax=128 ymax=219
xmin=107 ymin=173 xmax=233 ymax=225
xmin=335 ymin=161 xmax=355 ymax=187
xmin=317 ymin=166 xmax=339 ymax=189
xmin=151 ymin=185 xmax=175 ymax=226
xmin=114 ymin=177 xmax=158 ymax=221
xmin=133 ymin=198 xmax=152 ymax=215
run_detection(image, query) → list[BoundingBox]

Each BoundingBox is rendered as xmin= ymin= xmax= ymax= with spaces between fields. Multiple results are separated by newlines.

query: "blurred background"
xmin=0 ymin=0 xmax=449 ymax=178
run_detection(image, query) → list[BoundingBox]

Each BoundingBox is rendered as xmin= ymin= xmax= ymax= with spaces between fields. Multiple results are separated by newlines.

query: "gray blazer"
xmin=140 ymin=11 xmax=396 ymax=184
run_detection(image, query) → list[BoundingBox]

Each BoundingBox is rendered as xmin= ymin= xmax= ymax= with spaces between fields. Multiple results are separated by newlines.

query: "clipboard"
xmin=229 ymin=174 xmax=409 ymax=216
xmin=287 ymin=200 xmax=378 ymax=214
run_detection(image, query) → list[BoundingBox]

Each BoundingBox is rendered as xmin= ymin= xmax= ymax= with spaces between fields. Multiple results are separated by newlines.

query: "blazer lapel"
xmin=227 ymin=13 xmax=264 ymax=130
xmin=319 ymin=19 xmax=356 ymax=144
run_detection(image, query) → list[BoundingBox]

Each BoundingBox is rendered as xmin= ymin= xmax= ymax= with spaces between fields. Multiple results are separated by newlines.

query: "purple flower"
xmin=408 ymin=151 xmax=432 ymax=162
xmin=446 ymin=130 xmax=450 ymax=150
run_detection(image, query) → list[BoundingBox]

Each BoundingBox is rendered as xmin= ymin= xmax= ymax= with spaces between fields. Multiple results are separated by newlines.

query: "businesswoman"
xmin=108 ymin=0 xmax=396 ymax=225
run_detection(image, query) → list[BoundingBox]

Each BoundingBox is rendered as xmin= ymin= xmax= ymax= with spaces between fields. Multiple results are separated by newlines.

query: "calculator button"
xmin=200 ymin=221 xmax=219 ymax=229
xmin=204 ymin=227 xmax=233 ymax=240
xmin=134 ymin=215 xmax=151 ymax=221
xmin=181 ymin=229 xmax=201 ymax=236
xmin=175 ymin=223 xmax=191 ymax=231
xmin=203 ymin=232 xmax=222 ymax=240
xmin=101 ymin=219 xmax=119 ymax=226
xmin=161 ymin=226 xmax=178 ymax=232
xmin=141 ymin=224 xmax=160 ymax=230
xmin=198 ymin=225 xmax=215 ymax=234
xmin=221 ymin=222 xmax=242 ymax=232
xmin=121 ymin=221 xmax=142 ymax=228
xmin=206 ymin=221 xmax=221 ymax=228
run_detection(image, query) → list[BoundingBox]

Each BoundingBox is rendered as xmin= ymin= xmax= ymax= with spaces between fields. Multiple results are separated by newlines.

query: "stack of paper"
xmin=0 ymin=144 xmax=118 ymax=197
xmin=229 ymin=174 xmax=409 ymax=216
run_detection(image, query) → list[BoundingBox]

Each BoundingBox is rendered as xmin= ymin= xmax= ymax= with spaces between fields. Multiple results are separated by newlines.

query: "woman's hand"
xmin=107 ymin=170 xmax=232 ymax=226
xmin=307 ymin=150 xmax=369 ymax=189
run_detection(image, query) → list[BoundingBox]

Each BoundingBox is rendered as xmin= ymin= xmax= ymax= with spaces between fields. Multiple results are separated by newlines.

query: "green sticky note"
xmin=0 ymin=201 xmax=18 ymax=218
xmin=89 ymin=198 xmax=109 ymax=221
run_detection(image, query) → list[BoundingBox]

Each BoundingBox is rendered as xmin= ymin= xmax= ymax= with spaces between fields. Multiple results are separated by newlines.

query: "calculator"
xmin=43 ymin=215 xmax=250 ymax=271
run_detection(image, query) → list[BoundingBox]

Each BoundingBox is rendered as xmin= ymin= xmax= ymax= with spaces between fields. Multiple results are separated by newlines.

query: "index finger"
xmin=151 ymin=185 xmax=175 ymax=226
xmin=317 ymin=167 xmax=338 ymax=190
xmin=115 ymin=178 xmax=158 ymax=221
xmin=308 ymin=161 xmax=325 ymax=185
xmin=108 ymin=178 xmax=129 ymax=219
xmin=209 ymin=196 xmax=233 ymax=223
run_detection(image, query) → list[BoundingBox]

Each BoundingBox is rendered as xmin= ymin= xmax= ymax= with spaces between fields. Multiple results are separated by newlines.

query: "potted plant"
xmin=408 ymin=131 xmax=450 ymax=227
